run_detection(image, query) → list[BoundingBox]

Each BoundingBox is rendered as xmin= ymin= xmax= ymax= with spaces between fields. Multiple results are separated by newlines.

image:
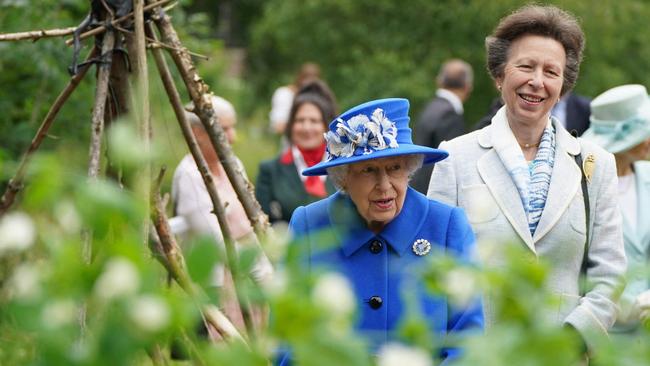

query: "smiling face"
xmin=291 ymin=102 xmax=327 ymax=149
xmin=343 ymin=156 xmax=410 ymax=232
xmin=497 ymin=34 xmax=566 ymax=128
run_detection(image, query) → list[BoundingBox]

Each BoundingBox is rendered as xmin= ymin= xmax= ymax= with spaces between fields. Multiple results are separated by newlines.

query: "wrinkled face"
xmin=497 ymin=34 xmax=566 ymax=128
xmin=219 ymin=114 xmax=237 ymax=145
xmin=618 ymin=137 xmax=650 ymax=163
xmin=344 ymin=156 xmax=410 ymax=231
xmin=291 ymin=103 xmax=326 ymax=149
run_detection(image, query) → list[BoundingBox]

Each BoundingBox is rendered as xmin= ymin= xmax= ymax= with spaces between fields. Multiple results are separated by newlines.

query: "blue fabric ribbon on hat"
xmin=592 ymin=116 xmax=648 ymax=142
xmin=325 ymin=108 xmax=399 ymax=159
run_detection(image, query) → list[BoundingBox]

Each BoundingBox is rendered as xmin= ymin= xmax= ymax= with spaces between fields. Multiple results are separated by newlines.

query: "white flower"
xmin=94 ymin=257 xmax=140 ymax=301
xmin=54 ymin=201 xmax=81 ymax=234
xmin=129 ymin=295 xmax=170 ymax=332
xmin=0 ymin=211 xmax=36 ymax=256
xmin=41 ymin=299 xmax=78 ymax=329
xmin=8 ymin=263 xmax=42 ymax=300
xmin=312 ymin=272 xmax=355 ymax=317
xmin=263 ymin=269 xmax=288 ymax=296
xmin=325 ymin=108 xmax=399 ymax=159
xmin=377 ymin=342 xmax=432 ymax=366
xmin=68 ymin=339 xmax=90 ymax=363
xmin=443 ymin=267 xmax=478 ymax=307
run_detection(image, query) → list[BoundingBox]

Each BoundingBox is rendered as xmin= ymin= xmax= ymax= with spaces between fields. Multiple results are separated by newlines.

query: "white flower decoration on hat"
xmin=325 ymin=108 xmax=399 ymax=159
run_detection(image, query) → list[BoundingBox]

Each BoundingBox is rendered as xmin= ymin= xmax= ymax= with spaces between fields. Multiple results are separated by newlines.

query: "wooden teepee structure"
xmin=0 ymin=0 xmax=271 ymax=348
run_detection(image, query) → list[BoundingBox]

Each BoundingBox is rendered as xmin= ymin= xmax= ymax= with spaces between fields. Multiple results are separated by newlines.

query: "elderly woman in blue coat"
xmin=286 ymin=98 xmax=483 ymax=362
xmin=582 ymin=84 xmax=650 ymax=334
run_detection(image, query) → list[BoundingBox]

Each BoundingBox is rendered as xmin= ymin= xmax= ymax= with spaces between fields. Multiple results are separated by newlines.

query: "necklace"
xmin=518 ymin=141 xmax=539 ymax=149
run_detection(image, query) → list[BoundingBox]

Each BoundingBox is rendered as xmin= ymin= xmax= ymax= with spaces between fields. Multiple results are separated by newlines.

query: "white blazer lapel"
xmin=533 ymin=123 xmax=581 ymax=242
xmin=478 ymin=151 xmax=535 ymax=252
xmin=478 ymin=110 xmax=535 ymax=252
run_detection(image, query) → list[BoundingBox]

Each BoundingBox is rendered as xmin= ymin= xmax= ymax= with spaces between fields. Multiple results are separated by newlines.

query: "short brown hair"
xmin=285 ymin=80 xmax=338 ymax=143
xmin=485 ymin=5 xmax=585 ymax=96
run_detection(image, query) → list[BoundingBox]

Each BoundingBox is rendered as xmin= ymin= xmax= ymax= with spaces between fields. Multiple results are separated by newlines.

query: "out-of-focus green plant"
xmin=2 ymin=130 xmax=650 ymax=365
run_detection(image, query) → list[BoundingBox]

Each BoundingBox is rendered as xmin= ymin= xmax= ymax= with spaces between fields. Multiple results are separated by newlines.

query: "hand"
xmin=635 ymin=290 xmax=650 ymax=323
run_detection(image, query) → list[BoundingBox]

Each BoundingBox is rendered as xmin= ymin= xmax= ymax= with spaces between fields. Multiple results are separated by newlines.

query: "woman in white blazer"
xmin=583 ymin=84 xmax=650 ymax=334
xmin=427 ymin=5 xmax=626 ymax=351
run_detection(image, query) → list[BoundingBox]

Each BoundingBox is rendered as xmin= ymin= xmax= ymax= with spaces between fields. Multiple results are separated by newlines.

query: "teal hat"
xmin=582 ymin=84 xmax=650 ymax=154
xmin=302 ymin=98 xmax=448 ymax=176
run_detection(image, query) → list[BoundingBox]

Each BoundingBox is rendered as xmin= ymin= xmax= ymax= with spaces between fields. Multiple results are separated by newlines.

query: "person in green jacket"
xmin=256 ymin=80 xmax=338 ymax=224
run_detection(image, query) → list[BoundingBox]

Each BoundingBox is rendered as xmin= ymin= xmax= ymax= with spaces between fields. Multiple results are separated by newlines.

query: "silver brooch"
xmin=412 ymin=239 xmax=431 ymax=256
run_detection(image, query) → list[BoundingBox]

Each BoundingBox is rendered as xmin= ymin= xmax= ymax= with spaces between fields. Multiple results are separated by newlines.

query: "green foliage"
xmin=3 ymin=1 xmax=650 ymax=365
xmin=248 ymin=0 xmax=650 ymax=127
xmin=0 ymin=2 xmax=84 ymax=170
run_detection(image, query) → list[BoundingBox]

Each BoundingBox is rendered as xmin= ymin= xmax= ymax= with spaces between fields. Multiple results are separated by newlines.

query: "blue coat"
xmin=288 ymin=187 xmax=484 ymax=361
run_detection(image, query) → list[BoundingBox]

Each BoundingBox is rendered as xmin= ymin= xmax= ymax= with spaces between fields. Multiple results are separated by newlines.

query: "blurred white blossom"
xmin=443 ymin=267 xmax=478 ymax=307
xmin=264 ymin=223 xmax=290 ymax=263
xmin=262 ymin=268 xmax=288 ymax=296
xmin=69 ymin=339 xmax=90 ymax=363
xmin=54 ymin=201 xmax=81 ymax=234
xmin=129 ymin=295 xmax=170 ymax=332
xmin=0 ymin=211 xmax=36 ymax=256
xmin=94 ymin=257 xmax=140 ymax=301
xmin=377 ymin=342 xmax=432 ymax=366
xmin=41 ymin=299 xmax=77 ymax=329
xmin=312 ymin=272 xmax=355 ymax=317
xmin=8 ymin=263 xmax=42 ymax=300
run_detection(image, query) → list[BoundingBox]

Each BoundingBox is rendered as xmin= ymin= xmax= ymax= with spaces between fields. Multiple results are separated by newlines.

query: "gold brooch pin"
xmin=583 ymin=153 xmax=595 ymax=184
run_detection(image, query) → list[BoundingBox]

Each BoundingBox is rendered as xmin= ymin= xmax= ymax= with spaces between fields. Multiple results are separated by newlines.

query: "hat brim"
xmin=582 ymin=125 xmax=650 ymax=154
xmin=302 ymin=144 xmax=448 ymax=176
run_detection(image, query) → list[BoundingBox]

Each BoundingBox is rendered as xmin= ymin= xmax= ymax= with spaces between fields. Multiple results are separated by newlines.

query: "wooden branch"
xmin=0 ymin=27 xmax=77 ymax=42
xmin=146 ymin=36 xmax=209 ymax=60
xmin=88 ymin=31 xmax=116 ymax=179
xmin=131 ymin=0 xmax=152 ymax=244
xmin=64 ymin=0 xmax=173 ymax=46
xmin=150 ymin=168 xmax=246 ymax=343
xmin=152 ymin=7 xmax=271 ymax=239
xmin=146 ymin=345 xmax=168 ymax=366
xmin=147 ymin=23 xmax=255 ymax=337
xmin=0 ymin=47 xmax=98 ymax=217
xmin=150 ymin=167 xmax=195 ymax=293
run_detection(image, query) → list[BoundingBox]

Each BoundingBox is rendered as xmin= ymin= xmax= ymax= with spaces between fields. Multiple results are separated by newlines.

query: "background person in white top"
xmin=171 ymin=95 xmax=273 ymax=334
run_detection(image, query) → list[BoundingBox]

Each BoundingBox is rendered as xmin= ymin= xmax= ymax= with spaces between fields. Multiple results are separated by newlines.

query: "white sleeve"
xmin=269 ymin=87 xmax=294 ymax=129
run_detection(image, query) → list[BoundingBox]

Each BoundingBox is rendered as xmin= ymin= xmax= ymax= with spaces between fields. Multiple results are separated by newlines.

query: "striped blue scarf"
xmin=527 ymin=126 xmax=556 ymax=234
xmin=500 ymin=124 xmax=556 ymax=236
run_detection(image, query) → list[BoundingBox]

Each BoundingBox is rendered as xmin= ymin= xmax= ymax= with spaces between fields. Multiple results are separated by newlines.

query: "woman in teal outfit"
xmin=583 ymin=84 xmax=650 ymax=333
xmin=256 ymin=80 xmax=337 ymax=224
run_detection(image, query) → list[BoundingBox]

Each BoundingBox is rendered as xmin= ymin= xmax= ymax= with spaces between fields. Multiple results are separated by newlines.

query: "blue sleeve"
xmin=440 ymin=207 xmax=484 ymax=364
xmin=288 ymin=205 xmax=308 ymax=237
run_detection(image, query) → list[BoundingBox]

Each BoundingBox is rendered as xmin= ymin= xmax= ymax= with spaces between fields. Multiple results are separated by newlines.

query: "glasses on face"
xmin=351 ymin=161 xmax=410 ymax=181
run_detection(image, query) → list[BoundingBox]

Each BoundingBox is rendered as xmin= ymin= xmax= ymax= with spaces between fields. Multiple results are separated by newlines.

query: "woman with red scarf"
xmin=256 ymin=80 xmax=338 ymax=223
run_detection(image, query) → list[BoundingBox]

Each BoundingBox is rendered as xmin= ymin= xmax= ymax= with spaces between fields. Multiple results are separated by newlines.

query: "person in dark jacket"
xmin=256 ymin=80 xmax=338 ymax=224
xmin=411 ymin=59 xmax=473 ymax=193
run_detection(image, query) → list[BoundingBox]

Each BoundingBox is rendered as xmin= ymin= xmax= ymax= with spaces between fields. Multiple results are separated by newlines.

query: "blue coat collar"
xmin=328 ymin=187 xmax=429 ymax=257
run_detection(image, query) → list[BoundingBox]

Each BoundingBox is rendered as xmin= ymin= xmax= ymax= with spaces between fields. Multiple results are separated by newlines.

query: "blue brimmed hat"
xmin=582 ymin=84 xmax=650 ymax=154
xmin=302 ymin=98 xmax=448 ymax=176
